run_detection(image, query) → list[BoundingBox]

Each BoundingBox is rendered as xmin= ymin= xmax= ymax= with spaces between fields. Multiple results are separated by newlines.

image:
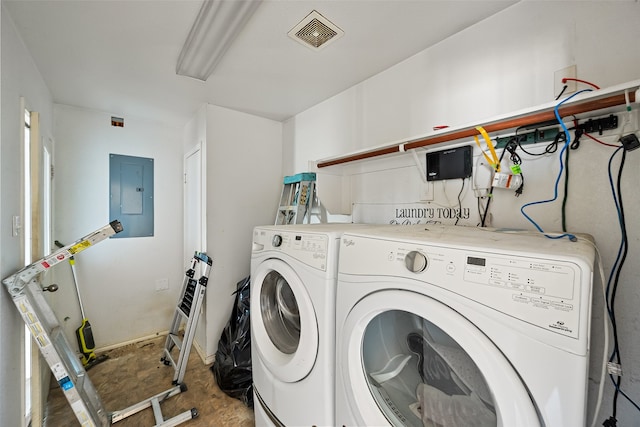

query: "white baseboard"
xmin=96 ymin=331 xmax=216 ymax=366
xmin=193 ymin=339 xmax=215 ymax=365
xmin=95 ymin=330 xmax=169 ymax=353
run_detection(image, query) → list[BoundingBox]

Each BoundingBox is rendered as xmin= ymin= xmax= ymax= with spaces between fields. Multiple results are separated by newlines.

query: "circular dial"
xmin=272 ymin=234 xmax=283 ymax=247
xmin=405 ymin=251 xmax=428 ymax=273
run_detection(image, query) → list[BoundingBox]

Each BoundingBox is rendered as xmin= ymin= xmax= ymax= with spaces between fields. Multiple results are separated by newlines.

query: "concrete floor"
xmin=43 ymin=336 xmax=255 ymax=427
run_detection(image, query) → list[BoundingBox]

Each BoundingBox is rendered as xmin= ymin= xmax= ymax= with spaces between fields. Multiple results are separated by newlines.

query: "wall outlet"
xmin=155 ymin=278 xmax=169 ymax=291
xmin=419 ymin=181 xmax=434 ymax=201
xmin=554 ymin=65 xmax=577 ymax=97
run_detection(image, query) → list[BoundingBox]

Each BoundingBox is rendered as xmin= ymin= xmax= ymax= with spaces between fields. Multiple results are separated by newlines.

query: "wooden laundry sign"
xmin=351 ymin=203 xmax=470 ymax=225
xmin=390 ymin=207 xmax=470 ymax=225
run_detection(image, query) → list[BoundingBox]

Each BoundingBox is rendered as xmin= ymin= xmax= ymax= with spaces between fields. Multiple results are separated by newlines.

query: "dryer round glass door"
xmin=251 ymin=258 xmax=319 ymax=383
xmin=261 ymin=270 xmax=301 ymax=354
xmin=339 ymin=289 xmax=540 ymax=427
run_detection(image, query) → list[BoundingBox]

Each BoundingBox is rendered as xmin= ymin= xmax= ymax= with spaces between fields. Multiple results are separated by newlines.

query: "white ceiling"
xmin=4 ymin=0 xmax=517 ymax=125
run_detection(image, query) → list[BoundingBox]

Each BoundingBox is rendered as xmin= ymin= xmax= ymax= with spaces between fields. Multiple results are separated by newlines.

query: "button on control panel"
xmin=463 ymin=255 xmax=574 ymax=301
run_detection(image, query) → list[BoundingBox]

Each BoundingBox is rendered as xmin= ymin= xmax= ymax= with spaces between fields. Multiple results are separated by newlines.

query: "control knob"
xmin=272 ymin=234 xmax=283 ymax=248
xmin=405 ymin=251 xmax=428 ymax=273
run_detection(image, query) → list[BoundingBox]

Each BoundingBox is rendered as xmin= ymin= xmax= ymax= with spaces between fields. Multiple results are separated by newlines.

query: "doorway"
xmin=184 ymin=142 xmax=206 ymax=354
xmin=184 ymin=143 xmax=204 ymax=264
xmin=22 ymin=100 xmax=54 ymax=427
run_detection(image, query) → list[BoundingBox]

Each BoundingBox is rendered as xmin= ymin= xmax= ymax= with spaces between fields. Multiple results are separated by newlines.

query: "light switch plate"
xmin=12 ymin=215 xmax=21 ymax=237
xmin=419 ymin=182 xmax=434 ymax=201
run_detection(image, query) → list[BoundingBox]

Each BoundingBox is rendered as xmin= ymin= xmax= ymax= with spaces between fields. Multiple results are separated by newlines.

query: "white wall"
xmin=184 ymin=104 xmax=282 ymax=361
xmin=286 ymin=1 xmax=640 ymax=426
xmin=204 ymin=104 xmax=282 ymax=360
xmin=286 ymin=1 xmax=640 ymax=172
xmin=1 ymin=4 xmax=54 ymax=425
xmin=52 ymin=104 xmax=184 ymax=349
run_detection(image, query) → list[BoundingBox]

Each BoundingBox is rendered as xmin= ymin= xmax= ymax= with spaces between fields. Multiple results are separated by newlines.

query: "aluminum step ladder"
xmin=161 ymin=252 xmax=212 ymax=385
xmin=275 ymin=172 xmax=318 ymax=225
xmin=2 ymin=220 xmax=199 ymax=426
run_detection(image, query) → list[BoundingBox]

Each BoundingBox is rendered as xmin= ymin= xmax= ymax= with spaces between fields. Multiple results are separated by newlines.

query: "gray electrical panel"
xmin=109 ymin=154 xmax=154 ymax=238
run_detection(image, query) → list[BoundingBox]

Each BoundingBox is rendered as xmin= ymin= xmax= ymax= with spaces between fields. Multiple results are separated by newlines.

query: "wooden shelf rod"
xmin=317 ymin=90 xmax=636 ymax=169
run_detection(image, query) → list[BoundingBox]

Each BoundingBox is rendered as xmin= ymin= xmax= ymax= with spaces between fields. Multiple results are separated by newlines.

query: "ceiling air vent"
xmin=288 ymin=10 xmax=343 ymax=51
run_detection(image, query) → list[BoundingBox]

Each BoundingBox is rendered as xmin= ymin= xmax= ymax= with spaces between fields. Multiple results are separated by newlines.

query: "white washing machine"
xmin=335 ymin=225 xmax=595 ymax=427
xmin=250 ymin=223 xmax=369 ymax=427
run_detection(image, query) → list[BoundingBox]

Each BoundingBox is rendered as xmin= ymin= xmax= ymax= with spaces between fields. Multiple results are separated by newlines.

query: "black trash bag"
xmin=211 ymin=276 xmax=253 ymax=407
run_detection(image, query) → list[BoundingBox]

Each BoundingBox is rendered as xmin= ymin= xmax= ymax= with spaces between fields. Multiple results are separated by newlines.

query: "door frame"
xmin=183 ymin=141 xmax=207 ymax=358
xmin=183 ymin=142 xmax=206 ymax=263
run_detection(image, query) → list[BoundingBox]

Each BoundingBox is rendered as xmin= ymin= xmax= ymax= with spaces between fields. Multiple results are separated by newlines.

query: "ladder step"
xmin=283 ymin=172 xmax=316 ymax=184
xmin=169 ymin=333 xmax=183 ymax=351
xmin=179 ymin=304 xmax=192 ymax=317
xmin=182 ymin=291 xmax=194 ymax=305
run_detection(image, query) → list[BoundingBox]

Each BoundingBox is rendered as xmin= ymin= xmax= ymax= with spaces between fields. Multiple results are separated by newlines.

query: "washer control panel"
xmin=423 ymin=248 xmax=580 ymax=338
xmin=340 ymin=234 xmax=590 ymax=341
xmin=462 ymin=255 xmax=575 ymax=301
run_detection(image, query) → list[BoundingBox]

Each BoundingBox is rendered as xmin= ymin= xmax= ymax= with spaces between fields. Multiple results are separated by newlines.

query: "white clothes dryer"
xmin=250 ymin=223 xmax=369 ymax=427
xmin=335 ymin=225 xmax=595 ymax=427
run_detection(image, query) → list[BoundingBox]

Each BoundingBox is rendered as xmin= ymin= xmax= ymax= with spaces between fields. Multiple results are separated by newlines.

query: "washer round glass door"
xmin=340 ymin=289 xmax=540 ymax=426
xmin=251 ymin=258 xmax=319 ymax=383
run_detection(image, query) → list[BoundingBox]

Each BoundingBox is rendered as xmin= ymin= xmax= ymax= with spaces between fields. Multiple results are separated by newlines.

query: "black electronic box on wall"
xmin=426 ymin=145 xmax=473 ymax=181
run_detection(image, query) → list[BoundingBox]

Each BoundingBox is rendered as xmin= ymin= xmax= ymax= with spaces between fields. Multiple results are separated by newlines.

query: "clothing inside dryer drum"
xmin=260 ymin=270 xmax=301 ymax=354
xmin=362 ymin=310 xmax=497 ymax=427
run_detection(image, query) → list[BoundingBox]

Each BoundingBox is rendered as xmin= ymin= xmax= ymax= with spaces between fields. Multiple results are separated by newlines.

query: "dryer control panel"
xmin=253 ymin=229 xmax=330 ymax=271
